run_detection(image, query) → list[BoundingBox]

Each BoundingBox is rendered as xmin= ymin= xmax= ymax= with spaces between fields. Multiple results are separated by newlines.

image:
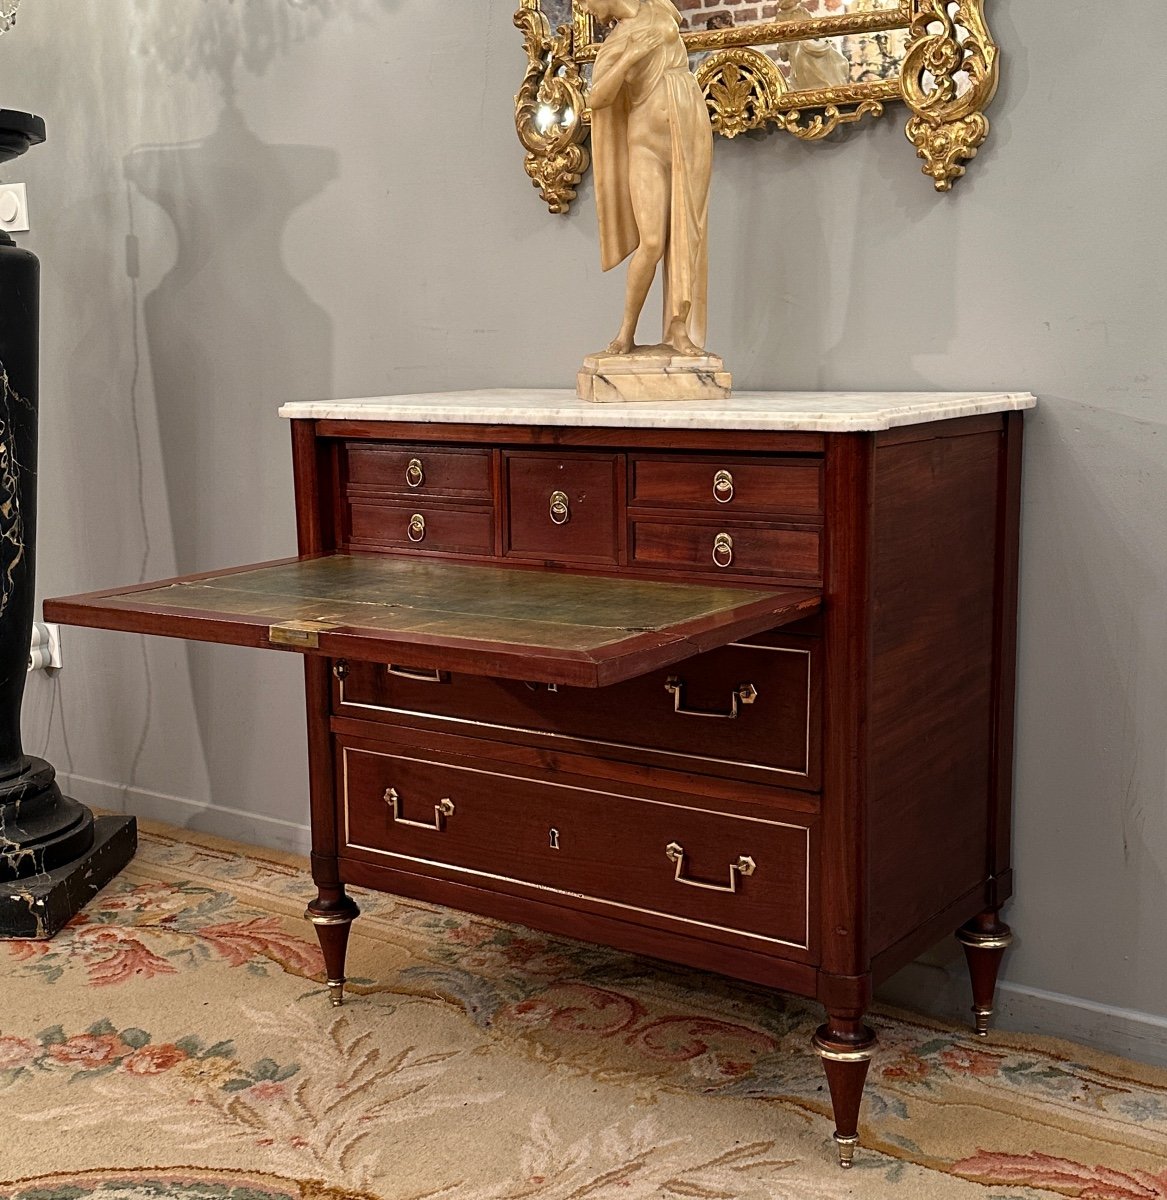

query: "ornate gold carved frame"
xmin=514 ymin=0 xmax=999 ymax=213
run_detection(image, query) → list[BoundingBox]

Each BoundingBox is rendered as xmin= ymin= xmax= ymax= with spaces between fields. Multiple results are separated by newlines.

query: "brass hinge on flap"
xmin=268 ymin=620 xmax=338 ymax=650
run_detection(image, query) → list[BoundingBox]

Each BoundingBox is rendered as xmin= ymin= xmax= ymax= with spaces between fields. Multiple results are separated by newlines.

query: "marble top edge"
xmin=278 ymin=389 xmax=1036 ymax=432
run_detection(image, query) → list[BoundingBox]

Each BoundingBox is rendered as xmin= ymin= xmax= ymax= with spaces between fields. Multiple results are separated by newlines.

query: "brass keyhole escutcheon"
xmin=713 ymin=470 xmax=734 ymax=503
xmin=712 ymin=532 xmax=734 ymax=568
xmin=549 ymin=490 xmax=571 ymax=525
xmin=406 ymin=458 xmax=425 ymax=488
xmin=549 ymin=828 xmax=560 ymax=851
xmin=408 ymin=513 xmax=426 ymax=543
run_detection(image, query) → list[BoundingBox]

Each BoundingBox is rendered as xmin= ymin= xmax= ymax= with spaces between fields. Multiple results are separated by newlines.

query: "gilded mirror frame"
xmin=514 ymin=0 xmax=999 ymax=213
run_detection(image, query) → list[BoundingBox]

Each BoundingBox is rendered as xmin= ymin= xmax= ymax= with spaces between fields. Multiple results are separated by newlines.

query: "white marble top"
xmin=279 ymin=389 xmax=1036 ymax=433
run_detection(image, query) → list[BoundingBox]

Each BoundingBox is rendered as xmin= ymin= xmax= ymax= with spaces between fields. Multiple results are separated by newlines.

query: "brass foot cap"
xmin=326 ymin=979 xmax=346 ymax=1007
xmin=973 ymin=1006 xmax=993 ymax=1037
xmin=834 ymin=1132 xmax=859 ymax=1169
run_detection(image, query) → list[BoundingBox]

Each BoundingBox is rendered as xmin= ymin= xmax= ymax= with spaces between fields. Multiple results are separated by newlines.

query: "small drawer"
xmin=338 ymin=636 xmax=819 ymax=789
xmin=631 ymin=519 xmax=822 ymax=583
xmin=346 ymin=444 xmax=492 ymax=499
xmin=349 ymin=499 xmax=493 ymax=556
xmin=340 ymin=740 xmax=814 ymax=952
xmin=631 ymin=455 xmax=823 ymax=518
xmin=504 ymin=452 xmax=620 ymax=565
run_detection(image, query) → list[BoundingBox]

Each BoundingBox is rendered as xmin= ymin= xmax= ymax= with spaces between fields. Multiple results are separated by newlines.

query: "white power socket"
xmin=0 ymin=182 xmax=30 ymax=233
xmin=28 ymin=622 xmax=62 ymax=671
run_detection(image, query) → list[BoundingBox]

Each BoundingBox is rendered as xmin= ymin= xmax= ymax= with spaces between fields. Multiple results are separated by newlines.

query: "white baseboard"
xmin=55 ymin=773 xmax=1167 ymax=1068
xmin=877 ymin=959 xmax=1167 ymax=1068
xmin=57 ymin=772 xmax=313 ymax=857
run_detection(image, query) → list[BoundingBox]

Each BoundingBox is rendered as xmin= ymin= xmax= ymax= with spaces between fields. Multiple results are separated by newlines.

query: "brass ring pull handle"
xmin=665 ymin=842 xmax=756 ymax=893
xmin=387 ymin=664 xmax=449 ymax=683
xmin=385 ymin=787 xmax=455 ymax=831
xmin=713 ymin=470 xmax=734 ymax=504
xmin=712 ymin=532 xmax=734 ymax=568
xmin=408 ymin=513 xmax=426 ymax=543
xmin=549 ymin=490 xmax=571 ymax=525
xmin=665 ymin=677 xmax=758 ymax=719
xmin=406 ymin=458 xmax=425 ymax=488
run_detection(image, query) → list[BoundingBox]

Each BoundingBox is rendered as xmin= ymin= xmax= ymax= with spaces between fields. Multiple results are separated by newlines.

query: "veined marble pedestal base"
xmin=578 ymin=346 xmax=732 ymax=404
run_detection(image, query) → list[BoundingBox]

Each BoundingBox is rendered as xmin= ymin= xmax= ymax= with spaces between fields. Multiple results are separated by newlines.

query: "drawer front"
xmin=631 ymin=519 xmax=822 ymax=583
xmin=631 ymin=456 xmax=823 ymax=518
xmin=339 ymin=638 xmax=819 ymax=787
xmin=346 ymin=444 xmax=492 ymax=499
xmin=341 ymin=741 xmax=813 ymax=951
xmin=504 ymin=452 xmax=620 ymax=564
xmin=349 ymin=500 xmax=493 ymax=556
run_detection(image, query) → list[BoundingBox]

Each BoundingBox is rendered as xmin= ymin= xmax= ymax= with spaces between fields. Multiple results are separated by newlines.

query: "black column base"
xmin=0 ymin=813 xmax=137 ymax=939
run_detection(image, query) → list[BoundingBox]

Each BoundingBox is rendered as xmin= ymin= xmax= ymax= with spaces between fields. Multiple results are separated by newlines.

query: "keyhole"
xmin=549 ymin=828 xmax=560 ymax=851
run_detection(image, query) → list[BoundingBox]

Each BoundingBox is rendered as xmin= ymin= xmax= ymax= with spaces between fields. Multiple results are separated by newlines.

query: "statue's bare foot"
xmin=665 ymin=321 xmax=705 ymax=357
xmin=605 ymin=334 xmax=635 ymax=355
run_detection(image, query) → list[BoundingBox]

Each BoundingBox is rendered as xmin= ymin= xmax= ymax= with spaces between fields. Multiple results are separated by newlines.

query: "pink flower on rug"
xmin=248 ymin=1081 xmax=287 ymax=1100
xmin=940 ymin=1045 xmax=1004 ymax=1077
xmin=197 ymin=918 xmax=323 ymax=974
xmin=0 ymin=1035 xmax=38 ymax=1069
xmin=881 ymin=1053 xmax=932 ymax=1082
xmin=6 ymin=939 xmax=50 ymax=962
xmin=627 ymin=1016 xmax=776 ymax=1068
xmin=446 ymin=925 xmax=494 ymax=947
xmin=955 ymin=1151 xmax=1167 ymax=1199
xmin=503 ymin=984 xmax=645 ymax=1037
xmin=74 ymin=927 xmax=178 ymax=986
xmin=122 ymin=1044 xmax=188 ymax=1075
xmin=47 ymin=1033 xmax=127 ymax=1068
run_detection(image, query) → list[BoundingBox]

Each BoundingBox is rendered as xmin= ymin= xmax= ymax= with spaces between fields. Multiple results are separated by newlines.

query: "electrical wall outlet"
xmin=28 ymin=622 xmax=62 ymax=671
xmin=0 ymin=182 xmax=30 ymax=233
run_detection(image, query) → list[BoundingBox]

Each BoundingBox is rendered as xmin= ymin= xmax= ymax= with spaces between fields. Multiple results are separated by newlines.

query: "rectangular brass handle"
xmin=385 ymin=787 xmax=455 ymax=831
xmin=665 ymin=677 xmax=758 ymax=718
xmin=666 ymin=842 xmax=755 ymax=893
xmin=387 ymin=664 xmax=449 ymax=683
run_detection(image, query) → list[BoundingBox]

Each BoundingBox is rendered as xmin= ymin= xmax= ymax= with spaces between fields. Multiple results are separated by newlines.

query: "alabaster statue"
xmin=577 ymin=0 xmax=731 ymax=403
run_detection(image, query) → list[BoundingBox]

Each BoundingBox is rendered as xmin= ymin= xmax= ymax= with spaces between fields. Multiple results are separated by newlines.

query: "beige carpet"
xmin=1 ymin=820 xmax=1165 ymax=1199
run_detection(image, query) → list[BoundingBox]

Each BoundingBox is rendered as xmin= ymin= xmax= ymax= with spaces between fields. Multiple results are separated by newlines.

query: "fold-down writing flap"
xmin=45 ymin=554 xmax=821 ymax=687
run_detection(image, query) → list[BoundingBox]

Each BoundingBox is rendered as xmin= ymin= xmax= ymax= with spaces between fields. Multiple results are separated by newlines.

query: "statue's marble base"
xmin=578 ymin=346 xmax=732 ymax=404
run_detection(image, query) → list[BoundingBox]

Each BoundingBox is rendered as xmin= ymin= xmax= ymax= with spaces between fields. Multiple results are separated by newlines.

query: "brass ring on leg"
xmin=812 ymin=1034 xmax=876 ymax=1064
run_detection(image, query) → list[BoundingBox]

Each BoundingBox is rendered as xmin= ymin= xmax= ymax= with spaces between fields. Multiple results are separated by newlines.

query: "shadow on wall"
xmin=122 ymin=100 xmax=336 ymax=814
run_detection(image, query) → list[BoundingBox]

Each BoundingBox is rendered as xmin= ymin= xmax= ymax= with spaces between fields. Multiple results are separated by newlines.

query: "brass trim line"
xmin=956 ymin=928 xmax=1014 ymax=952
xmin=812 ymin=1035 xmax=877 ymax=1064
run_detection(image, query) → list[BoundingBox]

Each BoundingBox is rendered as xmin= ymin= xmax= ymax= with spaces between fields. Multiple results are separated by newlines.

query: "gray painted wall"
xmin=3 ymin=3 xmax=1165 ymax=1057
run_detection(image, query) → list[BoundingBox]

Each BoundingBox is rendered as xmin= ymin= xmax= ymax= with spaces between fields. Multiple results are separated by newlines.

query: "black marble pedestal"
xmin=0 ymin=110 xmax=136 ymax=937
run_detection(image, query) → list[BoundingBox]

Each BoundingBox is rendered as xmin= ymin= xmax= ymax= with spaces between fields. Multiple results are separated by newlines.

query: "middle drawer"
xmin=336 ymin=635 xmax=820 ymax=790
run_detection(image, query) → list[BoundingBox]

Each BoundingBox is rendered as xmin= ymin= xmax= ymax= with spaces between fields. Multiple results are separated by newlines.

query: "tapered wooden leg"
xmin=957 ymin=910 xmax=1013 ymax=1036
xmin=305 ymin=887 xmax=360 ymax=1007
xmin=813 ymin=1015 xmax=877 ymax=1168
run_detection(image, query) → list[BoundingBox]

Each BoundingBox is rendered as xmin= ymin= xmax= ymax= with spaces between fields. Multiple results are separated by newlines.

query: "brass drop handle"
xmin=712 ymin=532 xmax=734 ymax=568
xmin=408 ymin=513 xmax=426 ymax=543
xmin=665 ymin=677 xmax=758 ymax=719
xmin=666 ymin=842 xmax=756 ymax=893
xmin=406 ymin=458 xmax=425 ymax=488
xmin=713 ymin=470 xmax=734 ymax=504
xmin=387 ymin=664 xmax=448 ymax=683
xmin=549 ymin=490 xmax=571 ymax=525
xmin=385 ymin=787 xmax=455 ymax=831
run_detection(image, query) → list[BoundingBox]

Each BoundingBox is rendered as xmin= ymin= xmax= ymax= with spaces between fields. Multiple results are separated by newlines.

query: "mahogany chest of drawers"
xmin=46 ymin=391 xmax=1033 ymax=1167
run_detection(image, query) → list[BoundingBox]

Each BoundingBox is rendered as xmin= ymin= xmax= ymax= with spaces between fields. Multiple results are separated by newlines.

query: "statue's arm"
xmin=588 ymin=28 xmax=656 ymax=110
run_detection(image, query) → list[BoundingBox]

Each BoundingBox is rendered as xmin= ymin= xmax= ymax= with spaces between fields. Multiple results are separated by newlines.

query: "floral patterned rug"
xmin=1 ymin=821 xmax=1165 ymax=1199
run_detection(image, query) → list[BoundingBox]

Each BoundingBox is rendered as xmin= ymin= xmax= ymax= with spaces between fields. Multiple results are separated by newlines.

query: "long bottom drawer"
xmin=339 ymin=735 xmax=816 ymax=955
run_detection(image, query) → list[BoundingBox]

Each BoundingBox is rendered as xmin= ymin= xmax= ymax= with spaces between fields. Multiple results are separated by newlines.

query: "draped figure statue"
xmin=577 ymin=0 xmax=729 ymax=401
